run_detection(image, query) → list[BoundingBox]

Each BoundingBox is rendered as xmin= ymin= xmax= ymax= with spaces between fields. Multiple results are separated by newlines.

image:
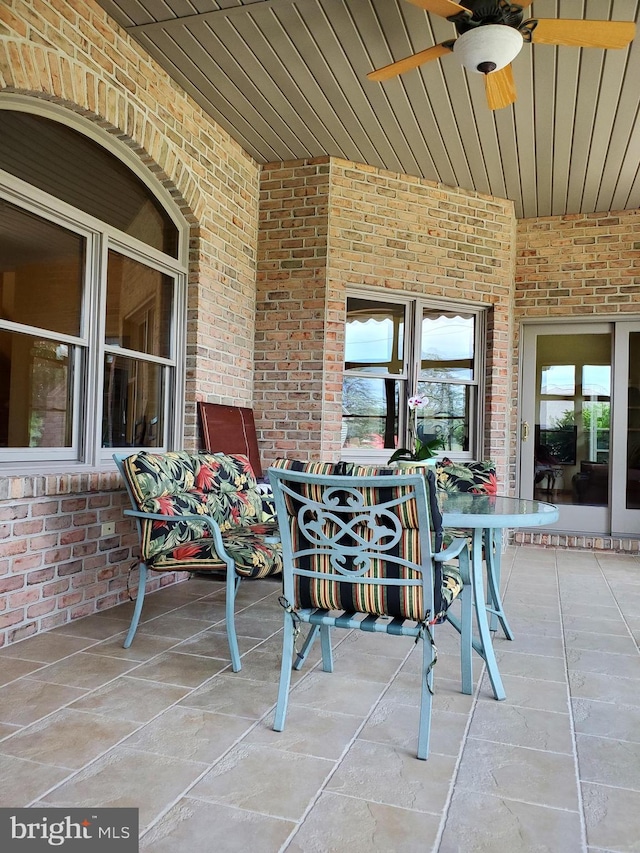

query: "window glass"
xmin=106 ymin=252 xmax=172 ymax=358
xmin=341 ymin=377 xmax=399 ymax=450
xmin=0 ymin=199 xmax=84 ymax=336
xmin=342 ymin=295 xmax=483 ymax=460
xmin=416 ymin=381 xmax=471 ymax=453
xmin=102 ymin=354 xmax=164 ymax=448
xmin=420 ymin=310 xmax=474 ymax=380
xmin=0 ymin=331 xmax=75 ymax=448
xmin=0 ymin=111 xmax=178 ymax=257
xmin=0 ymin=109 xmax=184 ymax=465
xmin=541 ymin=364 xmax=575 ymax=396
xmin=345 ymin=298 xmax=405 ymax=374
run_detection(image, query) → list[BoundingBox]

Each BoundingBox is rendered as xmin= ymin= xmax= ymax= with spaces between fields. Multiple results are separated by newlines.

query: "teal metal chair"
xmin=267 ymin=466 xmax=471 ymax=760
xmin=114 ymin=450 xmax=282 ymax=672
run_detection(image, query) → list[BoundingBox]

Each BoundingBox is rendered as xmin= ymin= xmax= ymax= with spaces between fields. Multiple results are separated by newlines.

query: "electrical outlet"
xmin=101 ymin=522 xmax=116 ymax=536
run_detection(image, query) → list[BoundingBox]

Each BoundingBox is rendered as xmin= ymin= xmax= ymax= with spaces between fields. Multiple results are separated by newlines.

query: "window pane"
xmin=102 ymin=354 xmax=164 ymax=448
xmin=541 ymin=364 xmax=575 ymax=396
xmin=0 ymin=111 xmax=178 ymax=257
xmin=0 ymin=331 xmax=74 ymax=447
xmin=341 ymin=376 xmax=399 ymax=450
xmin=417 ymin=381 xmax=470 ymax=452
xmin=106 ymin=252 xmax=173 ymax=357
xmin=420 ymin=310 xmax=474 ymax=380
xmin=0 ymin=199 xmax=84 ymax=336
xmin=535 ymin=333 xmax=610 ymax=506
xmin=627 ymin=332 xmax=640 ymax=509
xmin=345 ymin=298 xmax=405 ymax=375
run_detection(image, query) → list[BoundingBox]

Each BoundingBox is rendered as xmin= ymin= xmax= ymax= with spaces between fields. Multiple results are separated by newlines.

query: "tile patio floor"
xmin=1 ymin=545 xmax=640 ymax=852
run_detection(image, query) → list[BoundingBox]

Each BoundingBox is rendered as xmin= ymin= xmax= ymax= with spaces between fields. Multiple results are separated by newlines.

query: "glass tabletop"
xmin=439 ymin=491 xmax=559 ymax=528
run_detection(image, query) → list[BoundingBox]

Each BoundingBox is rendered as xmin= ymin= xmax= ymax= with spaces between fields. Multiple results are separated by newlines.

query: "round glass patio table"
xmin=438 ymin=492 xmax=559 ymax=701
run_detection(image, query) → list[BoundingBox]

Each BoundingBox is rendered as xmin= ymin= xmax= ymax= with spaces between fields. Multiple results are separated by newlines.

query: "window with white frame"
xmin=341 ymin=294 xmax=485 ymax=461
xmin=0 ymin=107 xmax=185 ymax=468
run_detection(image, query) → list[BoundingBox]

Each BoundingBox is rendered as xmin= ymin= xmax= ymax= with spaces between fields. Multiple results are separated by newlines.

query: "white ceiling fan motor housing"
xmin=453 ymin=24 xmax=524 ymax=74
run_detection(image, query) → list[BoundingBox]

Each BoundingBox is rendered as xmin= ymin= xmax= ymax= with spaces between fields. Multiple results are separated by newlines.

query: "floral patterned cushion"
xmin=435 ymin=457 xmax=497 ymax=495
xmin=121 ymin=451 xmax=281 ymax=574
xmin=435 ymin=459 xmax=498 ymax=554
xmin=150 ymin=523 xmax=282 ymax=577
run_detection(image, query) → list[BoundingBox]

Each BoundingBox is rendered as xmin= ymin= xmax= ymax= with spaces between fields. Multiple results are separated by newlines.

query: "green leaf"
xmin=388 ymin=448 xmax=414 ymax=463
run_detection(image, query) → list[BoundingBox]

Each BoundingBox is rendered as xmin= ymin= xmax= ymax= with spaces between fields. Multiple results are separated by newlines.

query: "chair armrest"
xmin=435 ymin=536 xmax=468 ymax=562
xmin=123 ymin=508 xmax=228 ymax=558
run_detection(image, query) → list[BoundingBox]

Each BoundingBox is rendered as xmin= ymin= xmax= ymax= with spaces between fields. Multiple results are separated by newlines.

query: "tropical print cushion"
xmin=121 ymin=451 xmax=280 ymax=570
xmin=150 ymin=522 xmax=282 ymax=577
xmin=435 ymin=459 xmax=497 ymax=556
xmin=435 ymin=457 xmax=497 ymax=495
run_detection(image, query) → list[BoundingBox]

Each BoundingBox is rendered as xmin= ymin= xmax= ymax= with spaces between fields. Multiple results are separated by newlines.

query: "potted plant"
xmin=388 ymin=394 xmax=444 ymax=465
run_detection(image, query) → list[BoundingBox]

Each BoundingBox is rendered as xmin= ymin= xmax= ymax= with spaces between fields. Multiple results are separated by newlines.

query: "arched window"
xmin=0 ymin=105 xmax=186 ymax=467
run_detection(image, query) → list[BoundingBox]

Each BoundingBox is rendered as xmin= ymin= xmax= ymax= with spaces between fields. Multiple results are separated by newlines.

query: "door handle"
xmin=521 ymin=421 xmax=530 ymax=441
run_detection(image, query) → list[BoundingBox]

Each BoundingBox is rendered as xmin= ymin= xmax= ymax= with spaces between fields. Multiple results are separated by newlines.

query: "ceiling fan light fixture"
xmin=453 ymin=24 xmax=524 ymax=74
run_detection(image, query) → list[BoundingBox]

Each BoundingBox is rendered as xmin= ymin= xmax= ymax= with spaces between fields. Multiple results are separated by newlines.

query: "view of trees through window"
xmin=342 ymin=296 xmax=482 ymax=459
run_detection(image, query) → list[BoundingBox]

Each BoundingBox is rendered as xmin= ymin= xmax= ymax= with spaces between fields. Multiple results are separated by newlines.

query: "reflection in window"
xmin=0 ymin=111 xmax=178 ymax=257
xmin=420 ymin=311 xmax=474 ymax=380
xmin=416 ymin=382 xmax=470 ymax=453
xmin=417 ymin=309 xmax=477 ymax=453
xmin=342 ymin=296 xmax=484 ymax=459
xmin=106 ymin=252 xmax=172 ymax=357
xmin=541 ymin=365 xmax=575 ymax=396
xmin=0 ymin=108 xmax=183 ymax=464
xmin=102 ymin=354 xmax=164 ymax=448
xmin=341 ymin=377 xmax=399 ymax=450
xmin=345 ymin=298 xmax=405 ymax=374
xmin=0 ymin=199 xmax=84 ymax=335
xmin=0 ymin=332 xmax=74 ymax=448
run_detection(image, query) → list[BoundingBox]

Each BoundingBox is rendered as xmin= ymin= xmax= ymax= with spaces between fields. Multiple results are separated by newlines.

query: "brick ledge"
xmin=515 ymin=530 xmax=640 ymax=553
xmin=0 ymin=470 xmax=123 ymax=500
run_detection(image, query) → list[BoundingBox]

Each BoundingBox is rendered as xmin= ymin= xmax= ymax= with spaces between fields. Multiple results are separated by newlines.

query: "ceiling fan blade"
xmin=367 ymin=42 xmax=454 ymax=82
xmin=404 ymin=0 xmax=470 ymax=18
xmin=530 ymin=19 xmax=636 ymax=49
xmin=484 ymin=64 xmax=517 ymax=110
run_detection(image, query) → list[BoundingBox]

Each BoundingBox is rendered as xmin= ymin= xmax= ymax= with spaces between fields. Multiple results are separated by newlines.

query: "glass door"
xmin=611 ymin=323 xmax=640 ymax=536
xmin=521 ymin=324 xmax=612 ymax=534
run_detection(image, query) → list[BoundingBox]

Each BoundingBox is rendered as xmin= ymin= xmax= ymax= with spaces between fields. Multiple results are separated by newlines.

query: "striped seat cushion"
xmin=272 ymin=462 xmax=462 ymax=623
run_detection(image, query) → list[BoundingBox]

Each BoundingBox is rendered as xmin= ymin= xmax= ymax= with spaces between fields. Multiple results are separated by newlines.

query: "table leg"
xmin=484 ymin=528 xmax=514 ymax=640
xmin=469 ymin=527 xmax=506 ymax=700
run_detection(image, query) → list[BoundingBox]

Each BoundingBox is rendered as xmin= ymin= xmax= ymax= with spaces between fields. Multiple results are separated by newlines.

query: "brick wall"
xmin=516 ymin=211 xmax=640 ymax=318
xmin=0 ymin=473 xmax=183 ymax=643
xmin=513 ymin=210 xmax=640 ymax=478
xmin=254 ymin=159 xmax=331 ymax=460
xmin=0 ymin=0 xmax=261 ymax=646
xmin=255 ymin=157 xmax=517 ymax=483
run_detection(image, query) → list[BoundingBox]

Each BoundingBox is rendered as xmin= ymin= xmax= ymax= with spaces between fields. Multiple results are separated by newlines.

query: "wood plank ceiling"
xmin=96 ymin=0 xmax=640 ymax=219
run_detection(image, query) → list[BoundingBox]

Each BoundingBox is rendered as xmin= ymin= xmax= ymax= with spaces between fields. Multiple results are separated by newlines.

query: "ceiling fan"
xmin=367 ymin=0 xmax=636 ymax=110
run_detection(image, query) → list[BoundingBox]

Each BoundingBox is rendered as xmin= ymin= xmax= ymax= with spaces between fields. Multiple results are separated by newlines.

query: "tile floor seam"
xmin=133 ymin=633 xmax=408 ymax=849
xmin=133 ymin=629 xmax=356 ymax=841
xmin=276 ymin=643 xmax=424 ymax=852
xmin=4 ymin=550 xmax=640 ymax=851
xmin=431 ymin=660 xmax=485 ymax=851
xmin=557 ymin=548 xmax=592 ymax=853
xmin=444 ymin=785 xmax=584 ymax=814
xmin=5 ymin=628 xmax=284 ymax=809
xmin=462 ymin=734 xmax=575 ymax=756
